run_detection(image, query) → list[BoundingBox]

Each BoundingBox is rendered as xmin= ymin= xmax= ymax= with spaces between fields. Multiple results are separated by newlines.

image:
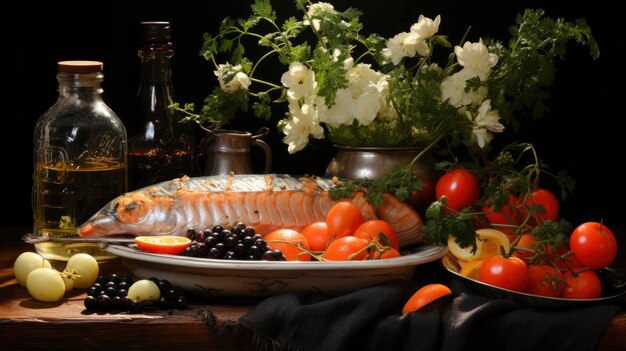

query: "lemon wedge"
xmin=448 ymin=228 xmax=510 ymax=261
xmin=459 ymin=258 xmax=484 ymax=280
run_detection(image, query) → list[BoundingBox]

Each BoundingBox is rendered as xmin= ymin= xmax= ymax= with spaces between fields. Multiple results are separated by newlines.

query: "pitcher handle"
xmin=252 ymin=139 xmax=272 ymax=174
xmin=252 ymin=127 xmax=269 ymax=139
xmin=195 ymin=133 xmax=216 ymax=176
xmin=251 ymin=127 xmax=272 ymax=173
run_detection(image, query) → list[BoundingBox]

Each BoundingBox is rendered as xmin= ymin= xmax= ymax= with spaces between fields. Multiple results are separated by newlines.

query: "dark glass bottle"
xmin=127 ymin=21 xmax=196 ymax=190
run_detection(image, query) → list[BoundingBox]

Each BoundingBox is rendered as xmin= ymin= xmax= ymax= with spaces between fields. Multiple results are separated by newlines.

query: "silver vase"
xmin=324 ymin=145 xmax=439 ymax=215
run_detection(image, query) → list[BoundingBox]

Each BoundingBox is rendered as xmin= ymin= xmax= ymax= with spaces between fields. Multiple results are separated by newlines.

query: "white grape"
xmin=13 ymin=252 xmax=52 ymax=287
xmin=127 ymin=279 xmax=161 ymax=302
xmin=65 ymin=253 xmax=99 ymax=289
xmin=60 ymin=270 xmax=75 ymax=291
xmin=26 ymin=267 xmax=65 ymax=302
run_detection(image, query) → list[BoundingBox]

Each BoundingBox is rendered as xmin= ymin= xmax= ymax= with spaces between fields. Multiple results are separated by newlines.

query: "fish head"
xmin=78 ymin=191 xmax=179 ymax=237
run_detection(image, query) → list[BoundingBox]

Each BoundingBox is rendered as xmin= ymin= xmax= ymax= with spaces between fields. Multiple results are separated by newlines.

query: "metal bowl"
xmin=441 ymin=253 xmax=626 ymax=309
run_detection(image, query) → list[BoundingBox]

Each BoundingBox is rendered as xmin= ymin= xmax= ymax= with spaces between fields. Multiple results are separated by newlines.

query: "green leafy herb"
xmin=423 ymin=198 xmax=478 ymax=250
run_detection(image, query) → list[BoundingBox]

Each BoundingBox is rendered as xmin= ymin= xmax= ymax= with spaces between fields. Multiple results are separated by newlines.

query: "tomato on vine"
xmin=562 ymin=270 xmax=602 ymax=299
xmin=569 ymin=222 xmax=617 ymax=270
xmin=479 ymin=255 xmax=529 ymax=292
xmin=300 ymin=221 xmax=332 ymax=252
xmin=326 ymin=201 xmax=364 ymax=239
xmin=526 ymin=264 xmax=564 ymax=297
xmin=482 ymin=194 xmax=520 ymax=227
xmin=322 ymin=236 xmax=370 ymax=261
xmin=353 ymin=219 xmax=399 ymax=251
xmin=264 ymin=229 xmax=312 ymax=261
xmin=520 ymin=188 xmax=559 ymax=224
xmin=372 ymin=248 xmax=401 ymax=259
xmin=435 ymin=168 xmax=480 ymax=212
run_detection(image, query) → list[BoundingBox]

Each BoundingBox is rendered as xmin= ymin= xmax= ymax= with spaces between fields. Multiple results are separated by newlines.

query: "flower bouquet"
xmin=174 ymin=0 xmax=597 ymax=154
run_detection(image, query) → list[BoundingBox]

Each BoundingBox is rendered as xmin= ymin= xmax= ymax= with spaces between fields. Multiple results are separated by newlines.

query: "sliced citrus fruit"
xmin=447 ymin=228 xmax=510 ymax=261
xmin=459 ymin=258 xmax=484 ymax=280
xmin=476 ymin=228 xmax=510 ymax=258
xmin=402 ymin=283 xmax=452 ymax=314
xmin=135 ymin=236 xmax=192 ymax=255
xmin=447 ymin=235 xmax=482 ymax=261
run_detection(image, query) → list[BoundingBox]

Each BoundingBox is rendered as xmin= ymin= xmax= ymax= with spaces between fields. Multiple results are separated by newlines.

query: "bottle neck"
xmin=57 ymin=72 xmax=104 ymax=101
xmin=138 ymin=43 xmax=175 ymax=100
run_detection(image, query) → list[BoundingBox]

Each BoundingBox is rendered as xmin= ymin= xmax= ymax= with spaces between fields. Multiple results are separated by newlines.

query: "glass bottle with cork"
xmin=32 ymin=60 xmax=127 ymax=261
xmin=127 ymin=21 xmax=196 ymax=190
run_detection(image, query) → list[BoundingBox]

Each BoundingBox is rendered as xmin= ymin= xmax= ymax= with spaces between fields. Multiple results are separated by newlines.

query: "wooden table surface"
xmin=1 ymin=226 xmax=625 ymax=350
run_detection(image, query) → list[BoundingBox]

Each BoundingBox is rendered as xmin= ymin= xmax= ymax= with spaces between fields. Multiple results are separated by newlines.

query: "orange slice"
xmin=135 ymin=236 xmax=191 ymax=255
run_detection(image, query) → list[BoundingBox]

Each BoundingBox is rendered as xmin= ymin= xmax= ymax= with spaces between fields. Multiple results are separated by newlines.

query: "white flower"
xmin=410 ymin=15 xmax=441 ymax=39
xmin=349 ymin=63 xmax=383 ymax=92
xmin=317 ymin=63 xmax=384 ymax=127
xmin=382 ymin=32 xmax=410 ymax=65
xmin=317 ymin=90 xmax=352 ymax=127
xmin=466 ymin=99 xmax=504 ymax=148
xmin=214 ymin=64 xmax=251 ymax=92
xmin=383 ymin=15 xmax=441 ymax=64
xmin=281 ymin=62 xmax=317 ymax=100
xmin=283 ymin=100 xmax=324 ymax=154
xmin=402 ymin=32 xmax=430 ymax=57
xmin=440 ymin=68 xmax=488 ymax=107
xmin=304 ymin=2 xmax=336 ymax=31
xmin=454 ymin=39 xmax=498 ymax=80
xmin=351 ymin=90 xmax=383 ymax=126
xmin=407 ymin=14 xmax=441 ymax=56
xmin=375 ymin=76 xmax=398 ymax=120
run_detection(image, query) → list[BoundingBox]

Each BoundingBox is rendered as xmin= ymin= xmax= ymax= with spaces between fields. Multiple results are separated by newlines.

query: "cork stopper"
xmin=140 ymin=21 xmax=171 ymax=44
xmin=58 ymin=61 xmax=103 ymax=73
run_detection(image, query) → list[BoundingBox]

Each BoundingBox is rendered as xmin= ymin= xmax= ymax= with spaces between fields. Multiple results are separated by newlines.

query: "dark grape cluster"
xmin=83 ymin=274 xmax=188 ymax=312
xmin=181 ymin=222 xmax=286 ymax=261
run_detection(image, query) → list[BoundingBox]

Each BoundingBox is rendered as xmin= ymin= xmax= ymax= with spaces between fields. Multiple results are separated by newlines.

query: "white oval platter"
xmin=104 ymin=242 xmax=447 ymax=299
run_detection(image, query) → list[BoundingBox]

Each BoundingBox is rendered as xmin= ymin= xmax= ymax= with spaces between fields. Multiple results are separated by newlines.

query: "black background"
xmin=8 ymin=0 xmax=623 ymax=229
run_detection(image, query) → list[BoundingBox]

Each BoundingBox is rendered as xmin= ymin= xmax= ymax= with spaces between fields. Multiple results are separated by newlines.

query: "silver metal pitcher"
xmin=200 ymin=128 xmax=272 ymax=175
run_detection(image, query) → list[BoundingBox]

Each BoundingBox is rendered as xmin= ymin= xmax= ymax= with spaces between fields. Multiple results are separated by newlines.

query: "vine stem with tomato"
xmin=266 ymin=236 xmax=396 ymax=261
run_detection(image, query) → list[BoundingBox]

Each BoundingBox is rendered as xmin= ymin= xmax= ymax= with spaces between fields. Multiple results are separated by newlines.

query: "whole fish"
xmin=78 ymin=174 xmax=425 ymax=248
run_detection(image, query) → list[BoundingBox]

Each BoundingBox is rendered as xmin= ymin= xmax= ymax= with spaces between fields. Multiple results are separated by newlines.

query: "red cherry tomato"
xmin=520 ymin=188 xmax=559 ymax=224
xmin=569 ymin=222 xmax=618 ymax=270
xmin=479 ymin=255 xmax=529 ymax=292
xmin=435 ymin=169 xmax=480 ymax=212
xmin=325 ymin=201 xmax=364 ymax=239
xmin=353 ymin=219 xmax=399 ymax=251
xmin=482 ymin=194 xmax=520 ymax=226
xmin=322 ymin=236 xmax=370 ymax=261
xmin=526 ymin=264 xmax=564 ymax=297
xmin=562 ymin=270 xmax=602 ymax=299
